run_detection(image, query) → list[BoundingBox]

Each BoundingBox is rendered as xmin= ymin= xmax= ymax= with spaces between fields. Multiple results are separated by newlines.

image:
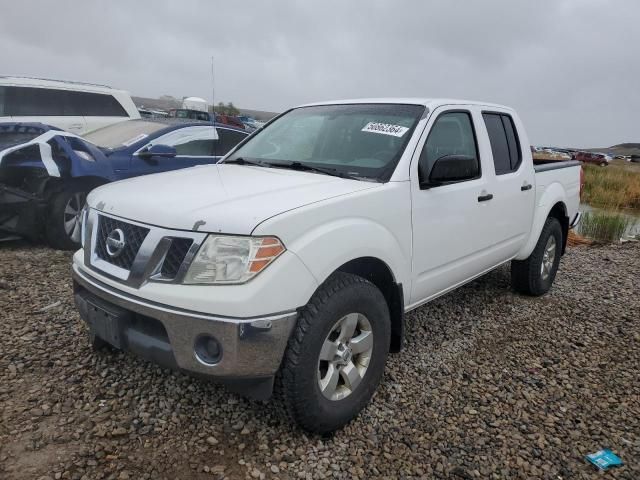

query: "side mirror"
xmin=139 ymin=144 xmax=177 ymax=159
xmin=421 ymin=154 xmax=479 ymax=188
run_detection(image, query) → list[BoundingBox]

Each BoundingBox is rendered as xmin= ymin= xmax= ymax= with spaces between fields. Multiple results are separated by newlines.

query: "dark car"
xmin=631 ymin=154 xmax=640 ymax=163
xmin=0 ymin=119 xmax=248 ymax=249
xmin=168 ymin=108 xmax=212 ymax=121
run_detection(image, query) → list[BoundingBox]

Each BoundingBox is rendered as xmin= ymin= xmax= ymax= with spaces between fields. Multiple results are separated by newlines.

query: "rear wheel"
xmin=45 ymin=188 xmax=87 ymax=250
xmin=511 ymin=217 xmax=563 ymax=296
xmin=275 ymin=272 xmax=390 ymax=433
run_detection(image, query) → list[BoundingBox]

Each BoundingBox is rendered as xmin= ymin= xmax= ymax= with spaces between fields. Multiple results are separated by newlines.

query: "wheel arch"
xmin=45 ymin=175 xmax=111 ymax=197
xmin=547 ymin=201 xmax=569 ymax=254
xmin=515 ymin=183 xmax=570 ymax=260
xmin=334 ymin=257 xmax=405 ymax=353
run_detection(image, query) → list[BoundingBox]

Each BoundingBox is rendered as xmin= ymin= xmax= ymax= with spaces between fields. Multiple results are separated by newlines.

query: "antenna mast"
xmin=211 ymin=56 xmax=215 ymax=118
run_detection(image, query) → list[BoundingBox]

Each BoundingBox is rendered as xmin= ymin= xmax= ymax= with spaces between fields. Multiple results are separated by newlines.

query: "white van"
xmin=0 ymin=76 xmax=140 ymax=134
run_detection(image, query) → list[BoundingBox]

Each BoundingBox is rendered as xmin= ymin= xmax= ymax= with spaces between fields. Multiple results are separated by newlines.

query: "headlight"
xmin=183 ymin=235 xmax=285 ymax=284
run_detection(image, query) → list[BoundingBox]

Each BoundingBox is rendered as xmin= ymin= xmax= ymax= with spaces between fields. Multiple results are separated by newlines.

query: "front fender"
xmin=280 ymin=217 xmax=411 ymax=303
xmin=515 ymin=182 xmax=567 ymax=260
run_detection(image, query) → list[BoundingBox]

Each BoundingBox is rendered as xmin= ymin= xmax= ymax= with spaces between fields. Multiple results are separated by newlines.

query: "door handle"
xmin=521 ymin=183 xmax=532 ymax=191
xmin=477 ymin=193 xmax=493 ymax=202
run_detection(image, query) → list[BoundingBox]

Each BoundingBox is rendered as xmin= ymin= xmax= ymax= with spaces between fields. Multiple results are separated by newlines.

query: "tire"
xmin=511 ymin=217 xmax=563 ymax=296
xmin=45 ymin=188 xmax=87 ymax=250
xmin=600 ymin=161 xmax=607 ymax=167
xmin=274 ymin=272 xmax=391 ymax=433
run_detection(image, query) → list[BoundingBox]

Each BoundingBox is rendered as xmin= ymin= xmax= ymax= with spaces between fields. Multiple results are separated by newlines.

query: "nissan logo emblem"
xmin=105 ymin=228 xmax=126 ymax=257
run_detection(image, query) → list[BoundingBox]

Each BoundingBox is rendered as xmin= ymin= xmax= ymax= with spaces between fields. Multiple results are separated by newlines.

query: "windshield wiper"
xmin=264 ymin=161 xmax=359 ymax=180
xmin=223 ymin=157 xmax=267 ymax=167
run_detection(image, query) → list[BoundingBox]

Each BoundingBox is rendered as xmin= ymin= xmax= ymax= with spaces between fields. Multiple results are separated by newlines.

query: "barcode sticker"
xmin=361 ymin=122 xmax=409 ymax=137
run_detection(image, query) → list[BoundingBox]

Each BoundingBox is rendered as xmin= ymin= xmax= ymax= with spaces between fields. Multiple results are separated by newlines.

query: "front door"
xmin=409 ymin=107 xmax=496 ymax=305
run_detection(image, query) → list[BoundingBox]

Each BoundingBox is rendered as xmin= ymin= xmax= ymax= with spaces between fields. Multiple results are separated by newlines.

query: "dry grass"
xmin=582 ymin=163 xmax=640 ymax=210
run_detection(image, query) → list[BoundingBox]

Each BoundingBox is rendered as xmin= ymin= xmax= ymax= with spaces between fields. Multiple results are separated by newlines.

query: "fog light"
xmin=194 ymin=335 xmax=222 ymax=365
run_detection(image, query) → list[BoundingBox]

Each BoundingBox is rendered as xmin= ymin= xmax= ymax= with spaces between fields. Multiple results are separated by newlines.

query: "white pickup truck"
xmin=72 ymin=98 xmax=581 ymax=433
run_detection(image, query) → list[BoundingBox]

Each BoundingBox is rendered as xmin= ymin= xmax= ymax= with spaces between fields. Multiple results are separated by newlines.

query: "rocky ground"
xmin=0 ymin=241 xmax=638 ymax=479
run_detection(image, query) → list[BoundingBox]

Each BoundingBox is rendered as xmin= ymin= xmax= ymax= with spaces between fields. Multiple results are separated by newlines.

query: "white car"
xmin=0 ymin=76 xmax=140 ymax=134
xmin=72 ymin=98 xmax=582 ymax=433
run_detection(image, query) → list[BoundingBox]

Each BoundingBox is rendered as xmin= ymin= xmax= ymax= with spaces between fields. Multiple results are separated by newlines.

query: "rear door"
xmin=410 ymin=106 xmax=497 ymax=304
xmin=479 ymin=111 xmax=535 ymax=258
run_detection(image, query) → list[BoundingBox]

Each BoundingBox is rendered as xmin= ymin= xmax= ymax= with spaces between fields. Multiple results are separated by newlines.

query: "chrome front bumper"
xmin=73 ymin=266 xmax=297 ymax=397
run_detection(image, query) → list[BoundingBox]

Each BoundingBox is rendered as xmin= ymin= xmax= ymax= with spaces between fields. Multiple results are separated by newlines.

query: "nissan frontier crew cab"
xmin=72 ymin=99 xmax=582 ymax=433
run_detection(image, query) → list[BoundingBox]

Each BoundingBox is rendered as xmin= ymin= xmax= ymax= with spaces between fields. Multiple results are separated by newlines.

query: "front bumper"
xmin=73 ymin=265 xmax=297 ymax=399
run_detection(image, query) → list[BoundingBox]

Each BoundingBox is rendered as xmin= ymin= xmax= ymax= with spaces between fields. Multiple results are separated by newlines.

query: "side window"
xmin=73 ymin=92 xmax=128 ymax=117
xmin=153 ymin=127 xmax=217 ymax=156
xmin=4 ymin=86 xmax=68 ymax=116
xmin=216 ymin=129 xmax=248 ymax=156
xmin=482 ymin=113 xmax=521 ymax=174
xmin=418 ymin=111 xmax=479 ymax=184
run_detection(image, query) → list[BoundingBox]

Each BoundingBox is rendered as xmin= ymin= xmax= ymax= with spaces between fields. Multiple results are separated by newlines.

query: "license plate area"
xmin=85 ymin=299 xmax=130 ymax=349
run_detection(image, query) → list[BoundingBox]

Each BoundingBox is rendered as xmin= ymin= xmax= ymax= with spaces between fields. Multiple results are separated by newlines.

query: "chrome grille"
xmin=95 ymin=215 xmax=150 ymax=270
xmin=160 ymin=237 xmax=194 ymax=278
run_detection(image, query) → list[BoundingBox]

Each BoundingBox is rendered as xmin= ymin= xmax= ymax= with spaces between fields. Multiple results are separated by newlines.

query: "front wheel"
xmin=274 ymin=272 xmax=390 ymax=433
xmin=511 ymin=217 xmax=563 ymax=296
xmin=45 ymin=188 xmax=87 ymax=250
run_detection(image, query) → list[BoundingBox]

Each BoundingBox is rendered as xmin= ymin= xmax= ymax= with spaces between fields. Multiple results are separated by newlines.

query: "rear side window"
xmin=482 ymin=113 xmax=521 ymax=174
xmin=216 ymin=128 xmax=247 ymax=156
xmin=2 ymin=86 xmax=128 ymax=117
xmin=70 ymin=91 xmax=128 ymax=117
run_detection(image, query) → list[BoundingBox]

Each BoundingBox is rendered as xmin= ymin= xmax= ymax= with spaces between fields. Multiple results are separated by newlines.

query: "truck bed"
xmin=533 ymin=159 xmax=581 ymax=172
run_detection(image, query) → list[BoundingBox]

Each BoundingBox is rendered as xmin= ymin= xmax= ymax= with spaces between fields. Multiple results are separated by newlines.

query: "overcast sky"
xmin=2 ymin=0 xmax=638 ymax=147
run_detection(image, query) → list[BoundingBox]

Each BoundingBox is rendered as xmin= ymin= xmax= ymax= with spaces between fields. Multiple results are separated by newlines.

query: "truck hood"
xmin=88 ymin=164 xmax=379 ymax=234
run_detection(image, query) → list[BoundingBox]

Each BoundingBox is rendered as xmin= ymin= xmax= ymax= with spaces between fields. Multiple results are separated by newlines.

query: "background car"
xmin=214 ymin=113 xmax=246 ymax=130
xmin=237 ymin=115 xmax=260 ymax=132
xmin=574 ymin=151 xmax=609 ymax=166
xmin=0 ymin=119 xmax=248 ymax=249
xmin=0 ymin=75 xmax=140 ymax=134
xmin=168 ymin=108 xmax=212 ymax=121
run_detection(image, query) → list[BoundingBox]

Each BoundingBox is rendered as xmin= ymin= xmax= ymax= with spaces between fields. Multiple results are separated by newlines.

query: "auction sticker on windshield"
xmin=361 ymin=122 xmax=409 ymax=137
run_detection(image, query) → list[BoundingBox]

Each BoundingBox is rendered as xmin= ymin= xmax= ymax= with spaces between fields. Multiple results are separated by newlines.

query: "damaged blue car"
xmin=0 ymin=120 xmax=249 ymax=249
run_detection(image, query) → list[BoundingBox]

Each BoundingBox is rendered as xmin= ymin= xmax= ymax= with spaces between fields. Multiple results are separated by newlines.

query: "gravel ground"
xmin=1 ymin=241 xmax=638 ymax=479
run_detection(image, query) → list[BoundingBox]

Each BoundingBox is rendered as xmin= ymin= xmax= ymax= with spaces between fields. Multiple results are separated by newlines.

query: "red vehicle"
xmin=574 ymin=152 xmax=608 ymax=166
xmin=214 ymin=114 xmax=246 ymax=130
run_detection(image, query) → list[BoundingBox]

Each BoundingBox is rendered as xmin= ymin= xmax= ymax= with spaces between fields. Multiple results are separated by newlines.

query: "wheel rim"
xmin=317 ymin=313 xmax=373 ymax=401
xmin=541 ymin=236 xmax=557 ymax=280
xmin=63 ymin=193 xmax=85 ymax=242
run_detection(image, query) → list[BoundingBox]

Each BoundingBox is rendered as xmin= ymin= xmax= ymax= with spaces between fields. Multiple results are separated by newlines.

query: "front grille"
xmin=160 ymin=237 xmax=194 ymax=278
xmin=95 ymin=215 xmax=150 ymax=270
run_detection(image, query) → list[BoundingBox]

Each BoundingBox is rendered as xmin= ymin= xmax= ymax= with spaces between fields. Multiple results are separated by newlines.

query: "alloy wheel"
xmin=317 ymin=313 xmax=373 ymax=401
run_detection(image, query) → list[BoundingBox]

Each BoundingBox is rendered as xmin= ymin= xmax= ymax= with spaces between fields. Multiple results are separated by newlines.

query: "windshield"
xmin=83 ymin=120 xmax=168 ymax=149
xmin=225 ymin=103 xmax=425 ymax=180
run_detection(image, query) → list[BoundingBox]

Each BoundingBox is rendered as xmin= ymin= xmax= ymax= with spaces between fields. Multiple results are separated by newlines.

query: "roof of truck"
xmin=0 ymin=75 xmax=123 ymax=93
xmin=298 ymin=98 xmax=513 ymax=111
